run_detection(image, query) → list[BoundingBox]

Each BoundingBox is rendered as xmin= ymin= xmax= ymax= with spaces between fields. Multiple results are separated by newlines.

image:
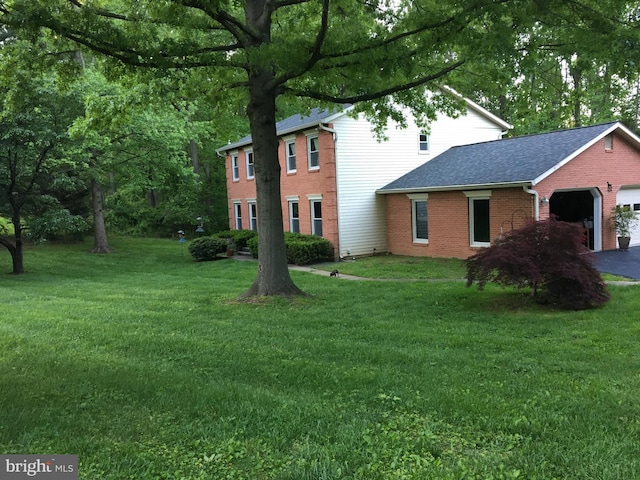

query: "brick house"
xmin=217 ymin=94 xmax=511 ymax=258
xmin=378 ymin=122 xmax=640 ymax=258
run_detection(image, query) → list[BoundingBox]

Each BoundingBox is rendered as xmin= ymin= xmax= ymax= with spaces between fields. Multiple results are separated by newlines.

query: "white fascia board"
xmin=439 ymin=85 xmax=513 ymax=131
xmin=531 ymin=122 xmax=628 ymax=186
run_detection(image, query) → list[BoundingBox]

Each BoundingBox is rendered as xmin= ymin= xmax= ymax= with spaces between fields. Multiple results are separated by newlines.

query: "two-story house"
xmin=217 ymin=93 xmax=512 ymax=258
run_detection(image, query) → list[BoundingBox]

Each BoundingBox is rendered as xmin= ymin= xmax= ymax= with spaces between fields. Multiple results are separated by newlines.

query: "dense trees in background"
xmin=1 ymin=1 xmax=640 ymax=292
xmin=0 ymin=29 xmax=231 ymax=272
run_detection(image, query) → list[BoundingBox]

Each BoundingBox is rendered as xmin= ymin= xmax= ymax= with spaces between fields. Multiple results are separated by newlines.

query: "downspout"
xmin=319 ymin=123 xmax=341 ymax=259
xmin=523 ymin=186 xmax=539 ymax=220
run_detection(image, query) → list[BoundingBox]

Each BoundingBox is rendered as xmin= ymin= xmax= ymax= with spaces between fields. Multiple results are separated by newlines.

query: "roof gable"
xmin=379 ymin=122 xmax=637 ymax=193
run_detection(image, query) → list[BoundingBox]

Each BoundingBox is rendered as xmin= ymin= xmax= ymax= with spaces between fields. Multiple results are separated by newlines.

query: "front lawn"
xmin=0 ymin=238 xmax=639 ymax=479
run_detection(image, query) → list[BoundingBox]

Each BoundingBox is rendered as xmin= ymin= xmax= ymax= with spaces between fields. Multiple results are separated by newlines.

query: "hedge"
xmin=247 ymin=232 xmax=334 ymax=265
xmin=188 ymin=237 xmax=228 ymax=261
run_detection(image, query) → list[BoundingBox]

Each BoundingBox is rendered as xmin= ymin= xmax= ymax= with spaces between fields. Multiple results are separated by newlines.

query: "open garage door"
xmin=549 ymin=189 xmax=602 ymax=251
xmin=616 ymin=187 xmax=640 ymax=247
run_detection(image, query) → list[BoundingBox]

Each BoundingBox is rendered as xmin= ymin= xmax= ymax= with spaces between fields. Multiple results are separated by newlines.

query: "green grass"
xmin=1 ymin=238 xmax=640 ymax=479
xmin=317 ymin=254 xmax=467 ymax=279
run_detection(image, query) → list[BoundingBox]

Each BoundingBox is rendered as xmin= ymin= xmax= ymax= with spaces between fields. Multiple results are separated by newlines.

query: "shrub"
xmin=465 ymin=217 xmax=609 ymax=310
xmin=26 ymin=209 xmax=89 ymax=243
xmin=246 ymin=232 xmax=335 ymax=265
xmin=188 ymin=236 xmax=227 ymax=262
xmin=211 ymin=230 xmax=258 ymax=250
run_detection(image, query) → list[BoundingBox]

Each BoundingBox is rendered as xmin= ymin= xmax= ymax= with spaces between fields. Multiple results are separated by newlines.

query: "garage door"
xmin=616 ymin=188 xmax=640 ymax=246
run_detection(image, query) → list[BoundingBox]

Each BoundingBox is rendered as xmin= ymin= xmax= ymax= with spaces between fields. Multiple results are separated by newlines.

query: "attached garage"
xmin=379 ymin=121 xmax=640 ymax=258
xmin=616 ymin=187 xmax=640 ymax=246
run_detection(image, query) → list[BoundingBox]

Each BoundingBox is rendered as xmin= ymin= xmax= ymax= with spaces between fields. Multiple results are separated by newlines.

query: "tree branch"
xmin=288 ymin=59 xmax=465 ymax=104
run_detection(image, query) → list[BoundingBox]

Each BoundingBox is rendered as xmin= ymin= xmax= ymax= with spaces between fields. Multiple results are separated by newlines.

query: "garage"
xmin=616 ymin=187 xmax=640 ymax=246
xmin=549 ymin=188 xmax=602 ymax=251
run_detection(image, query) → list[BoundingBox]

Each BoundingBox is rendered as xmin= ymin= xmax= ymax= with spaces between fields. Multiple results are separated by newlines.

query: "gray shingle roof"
xmin=217 ymin=107 xmax=346 ymax=152
xmin=379 ymin=122 xmax=622 ymax=193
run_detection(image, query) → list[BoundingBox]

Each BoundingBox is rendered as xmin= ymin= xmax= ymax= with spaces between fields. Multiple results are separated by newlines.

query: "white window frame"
xmin=287 ymin=196 xmax=300 ymax=233
xmin=233 ymin=201 xmax=242 ymax=230
xmin=465 ymin=190 xmax=492 ymax=247
xmin=285 ymin=138 xmax=297 ymax=173
xmin=605 ymin=134 xmax=613 ymax=151
xmin=307 ymin=194 xmax=323 ymax=236
xmin=248 ymin=200 xmax=258 ymax=231
xmin=307 ymin=134 xmax=319 ymax=170
xmin=231 ymin=153 xmax=240 ymax=181
xmin=418 ymin=133 xmax=430 ymax=154
xmin=408 ymin=194 xmax=429 ymax=244
xmin=245 ymin=150 xmax=255 ymax=179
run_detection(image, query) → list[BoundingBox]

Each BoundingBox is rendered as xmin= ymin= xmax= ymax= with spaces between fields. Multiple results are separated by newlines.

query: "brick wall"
xmin=225 ymin=128 xmax=339 ymax=257
xmin=536 ymin=132 xmax=640 ymax=251
xmin=385 ymin=188 xmax=534 ymax=259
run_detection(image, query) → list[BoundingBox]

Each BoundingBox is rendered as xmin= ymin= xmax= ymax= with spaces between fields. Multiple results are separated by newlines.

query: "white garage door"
xmin=616 ymin=188 xmax=640 ymax=246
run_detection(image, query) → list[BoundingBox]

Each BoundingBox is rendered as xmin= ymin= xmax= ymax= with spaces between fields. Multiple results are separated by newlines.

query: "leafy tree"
xmin=4 ymin=1 xmax=638 ymax=295
xmin=69 ymin=66 xmax=198 ymax=250
xmin=0 ymin=36 xmax=84 ymax=273
xmin=465 ymin=218 xmax=610 ymax=310
xmin=448 ymin=1 xmax=640 ymax=134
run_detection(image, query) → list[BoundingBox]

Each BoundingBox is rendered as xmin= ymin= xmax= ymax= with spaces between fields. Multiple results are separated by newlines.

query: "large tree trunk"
xmin=239 ymin=3 xmax=305 ymax=297
xmin=91 ymin=179 xmax=111 ymax=253
xmin=241 ymin=68 xmax=305 ymax=298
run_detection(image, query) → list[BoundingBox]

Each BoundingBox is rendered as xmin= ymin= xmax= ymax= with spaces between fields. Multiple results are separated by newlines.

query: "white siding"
xmin=334 ymin=108 xmax=506 ymax=257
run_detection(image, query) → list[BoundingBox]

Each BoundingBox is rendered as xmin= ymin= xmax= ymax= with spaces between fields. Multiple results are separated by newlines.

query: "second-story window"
xmin=418 ymin=133 xmax=429 ymax=153
xmin=308 ymin=135 xmax=319 ymax=170
xmin=286 ymin=140 xmax=296 ymax=173
xmin=246 ymin=151 xmax=255 ymax=179
xmin=231 ymin=154 xmax=239 ymax=181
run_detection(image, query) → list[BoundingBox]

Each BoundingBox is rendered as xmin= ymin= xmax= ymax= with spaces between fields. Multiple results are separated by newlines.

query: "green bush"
xmin=187 ymin=236 xmax=227 ymax=262
xmin=211 ymin=230 xmax=257 ymax=250
xmin=247 ymin=232 xmax=335 ymax=265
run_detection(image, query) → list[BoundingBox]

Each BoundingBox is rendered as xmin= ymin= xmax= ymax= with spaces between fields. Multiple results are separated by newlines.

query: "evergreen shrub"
xmin=465 ymin=217 xmax=609 ymax=310
xmin=246 ymin=232 xmax=334 ymax=265
xmin=188 ymin=236 xmax=227 ymax=261
xmin=211 ymin=230 xmax=257 ymax=249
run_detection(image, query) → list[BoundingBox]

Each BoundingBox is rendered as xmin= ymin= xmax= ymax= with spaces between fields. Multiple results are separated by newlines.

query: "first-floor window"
xmin=410 ymin=195 xmax=428 ymax=243
xmin=311 ymin=200 xmax=322 ymax=236
xmin=234 ymin=202 xmax=242 ymax=230
xmin=249 ymin=202 xmax=258 ymax=231
xmin=469 ymin=196 xmax=490 ymax=245
xmin=289 ymin=201 xmax=300 ymax=233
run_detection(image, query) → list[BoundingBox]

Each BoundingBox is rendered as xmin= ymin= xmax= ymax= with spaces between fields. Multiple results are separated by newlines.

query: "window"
xmin=289 ymin=201 xmax=300 ymax=233
xmin=408 ymin=194 xmax=428 ymax=243
xmin=605 ymin=134 xmax=613 ymax=151
xmin=308 ymin=135 xmax=319 ymax=169
xmin=248 ymin=202 xmax=257 ymax=231
xmin=286 ymin=140 xmax=296 ymax=173
xmin=246 ymin=150 xmax=254 ymax=179
xmin=234 ymin=202 xmax=242 ymax=230
xmin=418 ymin=133 xmax=429 ymax=153
xmin=310 ymin=199 xmax=322 ymax=236
xmin=231 ymin=154 xmax=239 ymax=181
xmin=466 ymin=191 xmax=491 ymax=246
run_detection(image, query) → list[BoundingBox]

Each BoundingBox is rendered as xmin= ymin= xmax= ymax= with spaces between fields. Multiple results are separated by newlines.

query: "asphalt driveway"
xmin=593 ymin=246 xmax=640 ymax=280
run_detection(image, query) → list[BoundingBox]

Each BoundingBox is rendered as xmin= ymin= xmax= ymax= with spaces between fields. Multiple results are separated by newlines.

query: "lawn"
xmin=1 ymin=238 xmax=639 ymax=479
